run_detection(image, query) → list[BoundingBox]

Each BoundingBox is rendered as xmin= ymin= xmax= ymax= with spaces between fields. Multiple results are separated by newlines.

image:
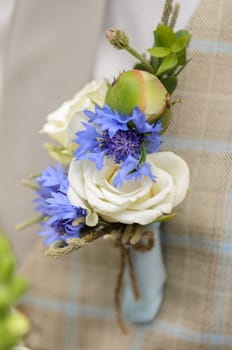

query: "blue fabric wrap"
xmin=122 ymin=223 xmax=166 ymax=323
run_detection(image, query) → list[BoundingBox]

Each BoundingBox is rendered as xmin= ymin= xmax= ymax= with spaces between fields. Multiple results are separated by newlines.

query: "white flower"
xmin=67 ymin=152 xmax=190 ymax=226
xmin=41 ymin=80 xmax=109 ymax=148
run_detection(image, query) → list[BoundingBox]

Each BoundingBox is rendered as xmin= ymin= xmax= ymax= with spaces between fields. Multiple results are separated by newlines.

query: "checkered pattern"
xmin=19 ymin=0 xmax=232 ymax=348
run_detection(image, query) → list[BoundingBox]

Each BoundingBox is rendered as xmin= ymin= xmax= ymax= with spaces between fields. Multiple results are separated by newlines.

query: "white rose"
xmin=67 ymin=152 xmax=189 ymax=226
xmin=41 ymin=80 xmax=109 ymax=148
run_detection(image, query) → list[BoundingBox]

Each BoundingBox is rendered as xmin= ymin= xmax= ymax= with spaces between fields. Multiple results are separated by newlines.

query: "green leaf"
xmin=153 ymin=211 xmax=180 ymax=223
xmin=176 ymin=48 xmax=186 ymax=65
xmin=148 ymin=46 xmax=171 ymax=58
xmin=160 ymin=109 xmax=172 ymax=133
xmin=171 ymin=34 xmax=191 ymax=53
xmin=156 ymin=53 xmax=178 ymax=75
xmin=139 ymin=144 xmax=146 ymax=167
xmin=0 ymin=256 xmax=15 ymax=282
xmin=154 ymin=24 xmax=176 ymax=48
xmin=43 ymin=143 xmax=73 ymax=165
xmin=175 ymin=29 xmax=191 ymax=40
xmin=161 ymin=76 xmax=177 ymax=94
xmin=151 ymin=56 xmax=159 ymax=72
xmin=9 ymin=277 xmax=27 ymax=302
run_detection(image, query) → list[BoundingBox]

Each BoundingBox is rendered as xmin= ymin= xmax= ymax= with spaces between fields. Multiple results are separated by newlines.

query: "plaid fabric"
xmin=19 ymin=0 xmax=232 ymax=348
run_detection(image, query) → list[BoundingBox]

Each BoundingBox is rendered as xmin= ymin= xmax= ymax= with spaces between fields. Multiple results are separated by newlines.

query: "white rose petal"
xmin=41 ymin=80 xmax=109 ymax=148
xmin=67 ymin=152 xmax=190 ymax=226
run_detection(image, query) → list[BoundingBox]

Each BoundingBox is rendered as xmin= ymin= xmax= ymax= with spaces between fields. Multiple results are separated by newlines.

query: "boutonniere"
xmin=18 ymin=0 xmax=191 ymax=333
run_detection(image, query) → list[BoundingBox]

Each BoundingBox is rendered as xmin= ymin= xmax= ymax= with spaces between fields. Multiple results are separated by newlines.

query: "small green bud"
xmin=0 ymin=230 xmax=29 ymax=349
xmin=0 ymin=286 xmax=10 ymax=311
xmin=0 ymin=256 xmax=15 ymax=282
xmin=0 ymin=233 xmax=11 ymax=254
xmin=9 ymin=276 xmax=27 ymax=302
xmin=106 ymin=28 xmax=129 ymax=49
xmin=105 ymin=69 xmax=170 ymax=123
xmin=0 ymin=312 xmax=29 ymax=349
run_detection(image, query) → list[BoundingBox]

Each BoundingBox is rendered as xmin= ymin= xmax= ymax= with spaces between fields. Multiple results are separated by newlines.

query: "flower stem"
xmin=15 ymin=215 xmax=43 ymax=231
xmin=21 ymin=179 xmax=39 ymax=190
xmin=45 ymin=222 xmax=122 ymax=257
xmin=126 ymin=46 xmax=154 ymax=74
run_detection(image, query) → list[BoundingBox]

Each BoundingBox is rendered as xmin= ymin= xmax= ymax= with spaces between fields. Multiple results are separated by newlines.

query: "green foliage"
xmin=148 ymin=46 xmax=171 ymax=58
xmin=159 ymin=109 xmax=173 ymax=133
xmin=171 ymin=34 xmax=190 ymax=53
xmin=148 ymin=24 xmax=191 ymax=80
xmin=139 ymin=144 xmax=147 ymax=168
xmin=0 ymin=230 xmax=29 ymax=350
xmin=43 ymin=142 xmax=74 ymax=165
xmin=106 ymin=0 xmax=191 ymax=136
xmin=156 ymin=53 xmax=178 ymax=75
xmin=154 ymin=24 xmax=176 ymax=48
xmin=160 ymin=76 xmax=177 ymax=94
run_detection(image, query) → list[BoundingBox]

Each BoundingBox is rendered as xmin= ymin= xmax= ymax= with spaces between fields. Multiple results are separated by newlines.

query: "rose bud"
xmin=105 ymin=69 xmax=170 ymax=123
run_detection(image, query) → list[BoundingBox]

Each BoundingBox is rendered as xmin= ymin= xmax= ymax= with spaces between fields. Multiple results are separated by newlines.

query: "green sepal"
xmin=154 ymin=24 xmax=176 ymax=48
xmin=139 ymin=144 xmax=147 ymax=168
xmin=151 ymin=56 xmax=160 ymax=72
xmin=176 ymin=48 xmax=186 ymax=65
xmin=160 ymin=76 xmax=177 ymax=94
xmin=159 ymin=109 xmax=172 ymax=133
xmin=133 ymin=63 xmax=148 ymax=72
xmin=153 ymin=211 xmax=180 ymax=223
xmin=148 ymin=46 xmax=171 ymax=58
xmin=156 ymin=53 xmax=178 ymax=75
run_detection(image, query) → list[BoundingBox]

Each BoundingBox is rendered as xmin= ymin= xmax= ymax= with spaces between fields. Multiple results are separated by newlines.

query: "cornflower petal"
xmin=113 ymin=156 xmax=156 ymax=188
xmin=35 ymin=164 xmax=87 ymax=245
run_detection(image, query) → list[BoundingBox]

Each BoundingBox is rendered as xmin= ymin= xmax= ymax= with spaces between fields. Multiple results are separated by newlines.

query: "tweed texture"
xmin=19 ymin=0 xmax=232 ymax=349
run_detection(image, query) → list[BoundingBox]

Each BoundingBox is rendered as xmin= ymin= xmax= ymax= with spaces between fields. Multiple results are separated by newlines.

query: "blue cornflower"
xmin=35 ymin=164 xmax=86 ymax=245
xmin=84 ymin=104 xmax=132 ymax=137
xmin=113 ymin=155 xmax=156 ymax=188
xmin=36 ymin=164 xmax=68 ymax=198
xmin=99 ymin=129 xmax=143 ymax=163
xmin=74 ymin=105 xmax=162 ymax=187
xmin=38 ymin=221 xmax=84 ymax=246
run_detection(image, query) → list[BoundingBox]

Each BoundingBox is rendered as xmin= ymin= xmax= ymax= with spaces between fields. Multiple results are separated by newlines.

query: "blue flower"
xmin=74 ymin=105 xmax=162 ymax=187
xmin=38 ymin=221 xmax=84 ymax=246
xmin=84 ymin=104 xmax=132 ymax=137
xmin=36 ymin=164 xmax=68 ymax=198
xmin=99 ymin=129 xmax=143 ymax=163
xmin=35 ymin=164 xmax=86 ymax=245
xmin=74 ymin=123 xmax=101 ymax=159
xmin=113 ymin=155 xmax=156 ymax=188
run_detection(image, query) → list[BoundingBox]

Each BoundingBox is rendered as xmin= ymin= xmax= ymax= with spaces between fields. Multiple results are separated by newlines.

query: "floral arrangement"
xmin=19 ymin=0 xmax=190 ymax=332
